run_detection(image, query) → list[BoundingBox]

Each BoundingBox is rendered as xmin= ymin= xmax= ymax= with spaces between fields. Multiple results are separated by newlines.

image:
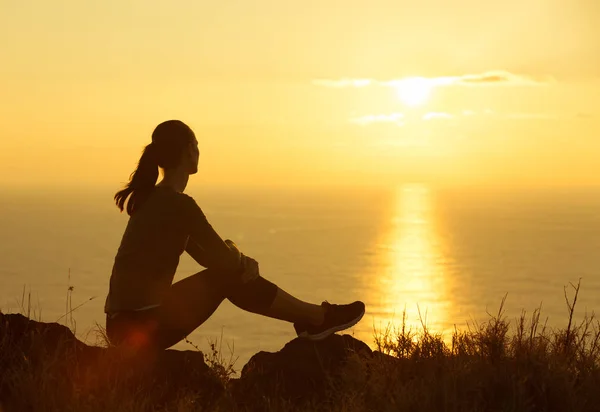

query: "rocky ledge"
xmin=2 ymin=312 xmax=596 ymax=411
xmin=0 ymin=312 xmax=388 ymax=411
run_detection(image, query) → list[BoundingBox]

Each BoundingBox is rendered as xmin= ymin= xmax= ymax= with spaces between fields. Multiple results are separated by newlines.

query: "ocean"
xmin=1 ymin=184 xmax=599 ymax=368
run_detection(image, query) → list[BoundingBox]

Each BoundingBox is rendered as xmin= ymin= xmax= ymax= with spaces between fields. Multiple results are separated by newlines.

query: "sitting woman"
xmin=105 ymin=120 xmax=365 ymax=350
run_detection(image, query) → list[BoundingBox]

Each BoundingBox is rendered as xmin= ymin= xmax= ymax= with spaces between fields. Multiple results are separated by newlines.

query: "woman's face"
xmin=186 ymin=137 xmax=200 ymax=175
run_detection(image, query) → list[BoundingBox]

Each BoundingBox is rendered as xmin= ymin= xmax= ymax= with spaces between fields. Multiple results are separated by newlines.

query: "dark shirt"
xmin=104 ymin=186 xmax=240 ymax=313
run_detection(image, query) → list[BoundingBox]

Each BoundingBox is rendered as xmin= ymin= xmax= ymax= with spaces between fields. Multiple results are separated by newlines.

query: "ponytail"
xmin=114 ymin=143 xmax=159 ymax=215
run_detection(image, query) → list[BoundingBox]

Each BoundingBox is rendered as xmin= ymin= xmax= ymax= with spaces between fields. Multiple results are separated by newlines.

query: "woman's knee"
xmin=226 ymin=276 xmax=278 ymax=312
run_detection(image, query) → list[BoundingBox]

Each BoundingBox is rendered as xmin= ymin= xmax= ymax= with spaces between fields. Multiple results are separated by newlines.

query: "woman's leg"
xmin=227 ymin=284 xmax=324 ymax=325
xmin=155 ymin=267 xmax=362 ymax=348
xmin=155 ymin=268 xmax=228 ymax=349
xmin=155 ymin=268 xmax=325 ymax=348
xmin=223 ymin=276 xmax=365 ymax=342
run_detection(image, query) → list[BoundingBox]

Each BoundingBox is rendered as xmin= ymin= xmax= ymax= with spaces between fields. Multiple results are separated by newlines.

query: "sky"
xmin=1 ymin=0 xmax=599 ymax=189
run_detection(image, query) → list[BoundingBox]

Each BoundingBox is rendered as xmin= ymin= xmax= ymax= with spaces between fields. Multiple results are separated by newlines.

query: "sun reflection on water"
xmin=357 ymin=184 xmax=453 ymax=343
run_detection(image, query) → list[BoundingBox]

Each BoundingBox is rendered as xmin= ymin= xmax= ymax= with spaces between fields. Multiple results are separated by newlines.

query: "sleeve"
xmin=182 ymin=195 xmax=242 ymax=273
xmin=185 ymin=237 xmax=211 ymax=268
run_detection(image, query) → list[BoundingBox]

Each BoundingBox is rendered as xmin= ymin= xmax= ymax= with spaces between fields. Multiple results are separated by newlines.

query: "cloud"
xmin=456 ymin=71 xmax=549 ymax=86
xmin=313 ymin=70 xmax=551 ymax=89
xmin=461 ymin=74 xmax=509 ymax=83
xmin=423 ymin=112 xmax=453 ymax=120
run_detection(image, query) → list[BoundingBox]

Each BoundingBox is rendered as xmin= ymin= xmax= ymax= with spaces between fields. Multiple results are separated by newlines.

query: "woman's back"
xmin=105 ymin=186 xmax=190 ymax=313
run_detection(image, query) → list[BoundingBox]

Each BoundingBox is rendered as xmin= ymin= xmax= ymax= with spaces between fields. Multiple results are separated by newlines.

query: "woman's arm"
xmin=185 ymin=238 xmax=211 ymax=268
xmin=185 ymin=237 xmax=243 ymax=269
xmin=182 ymin=195 xmax=242 ymax=273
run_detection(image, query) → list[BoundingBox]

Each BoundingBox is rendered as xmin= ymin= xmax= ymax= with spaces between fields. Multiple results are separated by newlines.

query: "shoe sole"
xmin=297 ymin=308 xmax=365 ymax=341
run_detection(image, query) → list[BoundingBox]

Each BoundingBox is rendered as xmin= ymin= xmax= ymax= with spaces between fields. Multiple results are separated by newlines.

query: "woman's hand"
xmin=225 ymin=239 xmax=259 ymax=283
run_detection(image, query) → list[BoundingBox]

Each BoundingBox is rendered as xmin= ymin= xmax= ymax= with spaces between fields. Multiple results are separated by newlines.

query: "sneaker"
xmin=294 ymin=301 xmax=365 ymax=341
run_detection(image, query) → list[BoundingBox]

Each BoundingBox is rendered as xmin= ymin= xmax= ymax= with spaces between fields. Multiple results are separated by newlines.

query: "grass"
xmin=1 ymin=280 xmax=599 ymax=411
xmin=365 ymin=282 xmax=600 ymax=412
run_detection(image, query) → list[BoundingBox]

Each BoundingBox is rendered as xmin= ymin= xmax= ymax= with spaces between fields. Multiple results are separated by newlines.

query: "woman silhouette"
xmin=105 ymin=120 xmax=365 ymax=349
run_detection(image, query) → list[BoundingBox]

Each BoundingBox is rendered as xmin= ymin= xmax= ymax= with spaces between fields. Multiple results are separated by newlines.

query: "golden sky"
xmin=1 ymin=1 xmax=599 ymax=188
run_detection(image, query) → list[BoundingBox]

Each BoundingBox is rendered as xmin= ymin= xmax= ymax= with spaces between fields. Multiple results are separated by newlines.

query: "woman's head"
xmin=150 ymin=120 xmax=199 ymax=175
xmin=114 ymin=120 xmax=198 ymax=215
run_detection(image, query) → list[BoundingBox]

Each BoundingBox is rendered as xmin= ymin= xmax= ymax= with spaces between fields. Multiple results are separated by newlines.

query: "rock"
xmin=231 ymin=334 xmax=373 ymax=407
xmin=0 ymin=311 xmax=91 ymax=354
xmin=0 ymin=313 xmax=225 ymax=409
xmin=0 ymin=312 xmax=376 ymax=410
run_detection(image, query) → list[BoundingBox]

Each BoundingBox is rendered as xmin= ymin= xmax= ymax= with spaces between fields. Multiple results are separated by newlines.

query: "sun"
xmin=395 ymin=77 xmax=432 ymax=107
